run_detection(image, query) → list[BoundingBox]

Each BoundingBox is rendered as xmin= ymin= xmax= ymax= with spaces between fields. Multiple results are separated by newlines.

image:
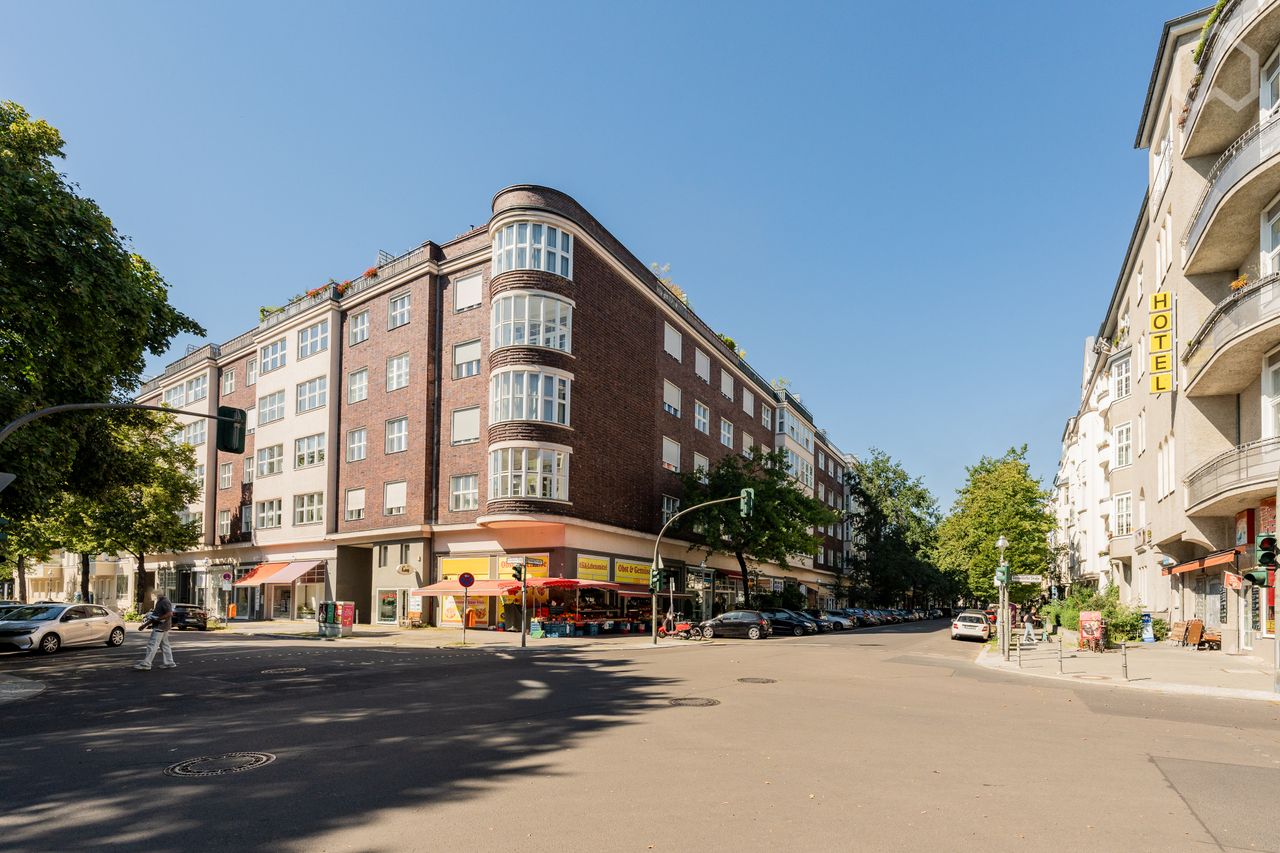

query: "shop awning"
xmin=1163 ymin=548 xmax=1241 ymax=576
xmin=413 ymin=579 xmax=521 ymax=597
xmin=234 ymin=562 xmax=290 ymax=586
xmin=263 ymin=561 xmax=323 ymax=585
xmin=616 ymin=584 xmax=653 ymax=597
xmin=527 ymin=577 xmax=619 ymax=590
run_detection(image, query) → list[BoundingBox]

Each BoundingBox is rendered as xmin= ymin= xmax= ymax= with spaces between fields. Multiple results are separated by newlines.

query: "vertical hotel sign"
xmin=1148 ymin=291 xmax=1174 ymax=394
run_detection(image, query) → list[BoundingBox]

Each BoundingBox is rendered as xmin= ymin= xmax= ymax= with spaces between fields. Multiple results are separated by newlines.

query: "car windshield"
xmin=959 ymin=615 xmax=985 ymax=623
xmin=4 ymin=606 xmax=63 ymax=621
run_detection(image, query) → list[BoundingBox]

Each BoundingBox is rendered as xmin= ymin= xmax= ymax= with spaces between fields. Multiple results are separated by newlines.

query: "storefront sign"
xmin=440 ymin=557 xmax=489 ymax=581
xmin=1220 ymin=586 xmax=1229 ymax=624
xmin=576 ymin=554 xmax=610 ymax=582
xmin=441 ymin=595 xmax=488 ymax=626
xmin=615 ymin=559 xmax=650 ymax=585
xmin=500 ymin=554 xmax=548 ymax=579
xmin=1148 ymin=291 xmax=1174 ymax=394
xmin=1225 ymin=572 xmax=1242 ymax=590
xmin=408 ymin=594 xmax=423 ymax=618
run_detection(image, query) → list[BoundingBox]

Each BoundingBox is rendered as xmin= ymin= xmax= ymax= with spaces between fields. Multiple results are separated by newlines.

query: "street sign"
xmin=222 ymin=572 xmax=233 ymax=582
xmin=458 ymin=572 xmax=475 ymax=588
xmin=1012 ymin=574 xmax=1043 ymax=584
xmin=220 ymin=580 xmax=232 ymax=592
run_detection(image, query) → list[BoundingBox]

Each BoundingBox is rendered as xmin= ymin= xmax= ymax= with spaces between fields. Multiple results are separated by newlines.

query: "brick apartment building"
xmin=132 ymin=185 xmax=850 ymax=626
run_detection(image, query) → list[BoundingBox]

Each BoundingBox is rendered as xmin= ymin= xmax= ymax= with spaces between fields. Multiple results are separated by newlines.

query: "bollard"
xmin=1122 ymin=642 xmax=1129 ymax=681
xmin=1058 ymin=637 xmax=1064 ymax=674
xmin=1017 ymin=636 xmax=1022 ymax=668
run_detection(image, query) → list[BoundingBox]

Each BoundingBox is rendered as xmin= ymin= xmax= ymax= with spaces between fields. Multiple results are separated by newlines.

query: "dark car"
xmin=171 ymin=603 xmax=208 ymax=631
xmin=0 ymin=603 xmax=26 ymax=621
xmin=758 ymin=609 xmax=817 ymax=636
xmin=787 ymin=609 xmax=833 ymax=632
xmin=699 ymin=610 xmax=771 ymax=640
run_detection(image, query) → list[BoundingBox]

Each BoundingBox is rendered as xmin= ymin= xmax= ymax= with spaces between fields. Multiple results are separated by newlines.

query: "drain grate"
xmin=260 ymin=667 xmax=306 ymax=675
xmin=164 ymin=752 xmax=276 ymax=778
xmin=737 ymin=677 xmax=777 ymax=684
xmin=669 ymin=697 xmax=720 ymax=707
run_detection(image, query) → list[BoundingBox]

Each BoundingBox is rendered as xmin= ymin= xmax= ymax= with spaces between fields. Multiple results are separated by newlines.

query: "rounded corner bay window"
xmin=491 ymin=291 xmax=572 ymax=352
xmin=492 ymin=221 xmax=573 ymax=279
xmin=489 ymin=446 xmax=570 ymax=502
xmin=490 ymin=368 xmax=571 ymax=426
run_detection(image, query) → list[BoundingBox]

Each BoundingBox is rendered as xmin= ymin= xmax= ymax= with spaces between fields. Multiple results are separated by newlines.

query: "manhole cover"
xmin=164 ymin=752 xmax=276 ymax=778
xmin=669 ymin=697 xmax=719 ymax=707
xmin=260 ymin=667 xmax=305 ymax=674
xmin=1072 ymin=674 xmax=1110 ymax=681
xmin=737 ymin=677 xmax=777 ymax=684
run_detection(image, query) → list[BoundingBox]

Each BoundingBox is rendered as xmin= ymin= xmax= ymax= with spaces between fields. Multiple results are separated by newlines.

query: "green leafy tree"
xmin=0 ymin=100 xmax=202 ymax=518
xmin=676 ymin=447 xmax=840 ymax=608
xmin=842 ymin=449 xmax=943 ymax=607
xmin=0 ymin=498 xmax=63 ymax=603
xmin=936 ymin=446 xmax=1055 ymax=605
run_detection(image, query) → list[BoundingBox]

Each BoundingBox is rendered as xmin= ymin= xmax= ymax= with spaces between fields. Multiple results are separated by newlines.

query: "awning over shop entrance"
xmin=263 ymin=561 xmax=324 ymax=585
xmin=413 ymin=579 xmax=521 ymax=597
xmin=234 ymin=562 xmax=290 ymax=586
xmin=1163 ymin=548 xmax=1242 ymax=575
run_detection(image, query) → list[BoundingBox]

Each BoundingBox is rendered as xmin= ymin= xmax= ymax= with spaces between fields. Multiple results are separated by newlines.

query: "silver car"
xmin=0 ymin=604 xmax=126 ymax=654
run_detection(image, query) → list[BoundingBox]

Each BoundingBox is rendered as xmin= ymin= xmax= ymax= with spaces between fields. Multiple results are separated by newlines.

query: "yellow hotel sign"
xmin=576 ymin=554 xmax=610 ymax=582
xmin=1147 ymin=291 xmax=1174 ymax=394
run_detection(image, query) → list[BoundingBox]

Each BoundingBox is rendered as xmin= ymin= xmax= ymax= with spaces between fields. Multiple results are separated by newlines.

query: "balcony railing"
xmin=258 ymin=285 xmax=338 ymax=331
xmin=340 ymin=245 xmax=433 ymax=301
xmin=1183 ymin=118 xmax=1280 ymax=258
xmin=1185 ymin=435 xmax=1280 ymax=509
xmin=1183 ymin=272 xmax=1280 ymax=377
xmin=136 ymin=343 xmax=220 ymax=396
xmin=1184 ymin=0 xmax=1269 ymax=141
xmin=220 ymin=328 xmax=256 ymax=357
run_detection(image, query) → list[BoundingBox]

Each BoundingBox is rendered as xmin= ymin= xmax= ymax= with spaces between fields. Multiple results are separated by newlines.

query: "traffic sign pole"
xmin=457 ymin=571 xmax=476 ymax=647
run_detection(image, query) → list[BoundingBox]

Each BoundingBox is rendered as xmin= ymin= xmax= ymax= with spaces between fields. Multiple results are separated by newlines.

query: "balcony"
xmin=1183 ymin=273 xmax=1280 ymax=394
xmin=1183 ymin=0 xmax=1280 ymax=158
xmin=1184 ymin=435 xmax=1280 ymax=515
xmin=1183 ymin=119 xmax=1280 ymax=273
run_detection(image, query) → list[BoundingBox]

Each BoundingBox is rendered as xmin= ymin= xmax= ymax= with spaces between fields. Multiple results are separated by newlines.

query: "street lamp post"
xmin=996 ymin=535 xmax=1010 ymax=661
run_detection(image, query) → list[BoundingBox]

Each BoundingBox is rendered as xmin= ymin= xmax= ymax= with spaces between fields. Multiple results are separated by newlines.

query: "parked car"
xmin=0 ymin=603 xmax=126 ymax=654
xmin=699 ymin=610 xmax=771 ymax=640
xmin=839 ymin=609 xmax=866 ymax=627
xmin=858 ymin=609 xmax=883 ymax=626
xmin=171 ymin=603 xmax=208 ymax=631
xmin=0 ymin=603 xmax=26 ymax=621
xmin=788 ymin=609 xmax=833 ymax=632
xmin=758 ymin=609 xmax=817 ymax=636
xmin=951 ymin=612 xmax=990 ymax=642
xmin=983 ymin=608 xmax=998 ymax=627
xmin=819 ymin=610 xmax=855 ymax=629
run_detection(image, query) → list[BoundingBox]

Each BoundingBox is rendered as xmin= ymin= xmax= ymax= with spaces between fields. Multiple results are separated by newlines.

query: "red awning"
xmin=526 ymin=577 xmax=620 ymax=590
xmin=234 ymin=562 xmax=290 ymax=587
xmin=412 ymin=579 xmax=521 ymax=597
xmin=1164 ymin=548 xmax=1241 ymax=575
xmin=616 ymin=584 xmax=652 ymax=597
xmin=263 ymin=561 xmax=323 ymax=584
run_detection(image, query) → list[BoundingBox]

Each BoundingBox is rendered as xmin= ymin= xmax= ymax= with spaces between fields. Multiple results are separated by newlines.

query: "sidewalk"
xmin=976 ymin=628 xmax=1280 ymax=703
xmin=217 ymin=619 xmax=685 ymax=651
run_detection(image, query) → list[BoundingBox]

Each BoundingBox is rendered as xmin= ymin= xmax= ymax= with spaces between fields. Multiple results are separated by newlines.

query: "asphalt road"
xmin=1 ymin=622 xmax=1278 ymax=852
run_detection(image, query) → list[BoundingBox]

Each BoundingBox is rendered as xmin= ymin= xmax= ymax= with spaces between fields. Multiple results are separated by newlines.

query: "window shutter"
xmin=662 ymin=437 xmax=680 ymax=471
xmin=664 ymin=322 xmax=682 ymax=360
xmin=452 ymin=407 xmax=480 ymax=443
xmin=663 ymin=381 xmax=681 ymax=413
xmin=346 ymin=489 xmax=365 ymax=512
xmin=454 ymin=340 xmax=481 ymax=366
xmin=385 ymin=481 xmax=407 ymax=509
xmin=455 ymin=273 xmax=483 ymax=310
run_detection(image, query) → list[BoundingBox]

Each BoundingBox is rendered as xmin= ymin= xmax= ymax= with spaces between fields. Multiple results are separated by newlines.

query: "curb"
xmin=0 ymin=673 xmax=46 ymax=705
xmin=975 ymin=644 xmax=1280 ymax=703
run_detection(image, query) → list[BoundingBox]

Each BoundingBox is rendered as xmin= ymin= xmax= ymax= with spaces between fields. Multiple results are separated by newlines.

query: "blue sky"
xmin=5 ymin=0 xmax=1194 ymax=506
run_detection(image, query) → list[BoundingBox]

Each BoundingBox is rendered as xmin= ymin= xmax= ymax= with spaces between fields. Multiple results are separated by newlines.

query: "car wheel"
xmin=688 ymin=627 xmax=701 ymax=639
xmin=792 ymin=626 xmax=804 ymax=636
xmin=107 ymin=627 xmax=125 ymax=647
xmin=950 ymin=633 xmax=958 ymax=640
xmin=747 ymin=626 xmax=761 ymax=640
xmin=702 ymin=626 xmax=714 ymax=639
xmin=39 ymin=633 xmax=61 ymax=654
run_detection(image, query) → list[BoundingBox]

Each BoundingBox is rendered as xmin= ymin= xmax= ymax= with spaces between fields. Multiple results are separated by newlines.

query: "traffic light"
xmin=215 ymin=406 xmax=247 ymax=454
xmin=740 ymin=488 xmax=755 ymax=518
xmin=510 ymin=562 xmax=523 ymax=582
xmin=1256 ymin=533 xmax=1278 ymax=569
xmin=1242 ymin=569 xmax=1270 ymax=587
xmin=650 ymin=557 xmax=664 ymax=592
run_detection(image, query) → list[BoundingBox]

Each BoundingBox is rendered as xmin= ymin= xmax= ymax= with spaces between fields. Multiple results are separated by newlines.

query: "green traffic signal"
xmin=215 ymin=406 xmax=247 ymax=454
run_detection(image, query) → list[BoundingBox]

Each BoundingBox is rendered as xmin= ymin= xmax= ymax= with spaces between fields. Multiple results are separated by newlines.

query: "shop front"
xmin=232 ymin=560 xmax=327 ymax=620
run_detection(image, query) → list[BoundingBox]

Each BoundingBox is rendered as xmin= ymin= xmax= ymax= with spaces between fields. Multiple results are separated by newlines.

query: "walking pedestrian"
xmin=1021 ymin=607 xmax=1037 ymax=645
xmin=134 ymin=590 xmax=177 ymax=671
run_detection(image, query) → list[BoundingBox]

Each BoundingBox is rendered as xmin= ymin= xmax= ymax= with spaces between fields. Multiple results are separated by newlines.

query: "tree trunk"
xmin=134 ymin=552 xmax=146 ymax=609
xmin=80 ymin=551 xmax=91 ymax=602
xmin=16 ymin=554 xmax=27 ymax=604
xmin=735 ymin=551 xmax=752 ymax=609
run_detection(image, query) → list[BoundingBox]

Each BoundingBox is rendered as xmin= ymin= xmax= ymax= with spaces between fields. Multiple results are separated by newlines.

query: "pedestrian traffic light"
xmin=740 ymin=488 xmax=755 ymax=518
xmin=1242 ymin=569 xmax=1271 ymax=587
xmin=1256 ymin=533 xmax=1278 ymax=569
xmin=215 ymin=406 xmax=247 ymax=454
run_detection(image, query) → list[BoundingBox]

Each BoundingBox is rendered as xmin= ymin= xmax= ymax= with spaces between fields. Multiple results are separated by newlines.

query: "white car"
xmin=0 ymin=603 xmax=126 ymax=654
xmin=950 ymin=612 xmax=990 ymax=642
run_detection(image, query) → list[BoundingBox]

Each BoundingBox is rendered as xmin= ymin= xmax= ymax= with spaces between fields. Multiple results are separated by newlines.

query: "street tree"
xmin=935 ymin=446 xmax=1055 ymax=605
xmin=0 ymin=100 xmax=202 ymax=518
xmin=677 ymin=446 xmax=840 ymax=608
xmin=0 ymin=499 xmax=62 ymax=603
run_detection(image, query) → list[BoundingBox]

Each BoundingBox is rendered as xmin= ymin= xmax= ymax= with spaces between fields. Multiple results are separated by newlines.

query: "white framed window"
xmin=492 ymin=221 xmax=573 ymax=279
xmin=694 ymin=401 xmax=709 ymax=434
xmin=192 ymin=464 xmax=205 ymax=492
xmin=164 ymin=384 xmax=184 ymax=408
xmin=1137 ymin=411 xmax=1146 ymax=455
xmin=1265 ymin=198 xmax=1280 ymax=275
xmin=386 ymin=417 xmax=409 ymax=453
xmin=450 ymin=474 xmax=479 ymax=511
xmin=345 ymin=488 xmax=365 ymax=521
xmin=184 ymin=375 xmax=208 ymax=404
xmin=720 ymin=418 xmax=733 ymax=448
xmin=384 ymin=481 xmax=407 ymax=516
xmin=221 ymin=369 xmax=236 ymax=396
xmin=489 ymin=370 xmax=571 ymax=426
xmin=454 ymin=340 xmax=481 ymax=379
xmin=819 ymin=483 xmax=826 ymax=501
xmin=260 ymin=338 xmax=287 ymax=374
xmin=388 ymin=292 xmax=411 ymax=329
xmin=454 ymin=272 xmax=483 ymax=311
xmin=296 ymin=376 xmax=327 ymax=413
xmin=347 ymin=428 xmax=367 ymax=462
xmin=1263 ymin=48 xmax=1280 ymax=123
xmin=489 ymin=445 xmax=570 ymax=501
xmin=742 ymin=433 xmax=753 ymax=456
xmin=349 ymin=310 xmax=369 ymax=345
xmin=720 ymin=370 xmax=733 ymax=400
xmin=662 ymin=436 xmax=681 ymax=472
xmin=255 ymin=499 xmax=282 ymax=530
xmin=258 ymin=390 xmax=285 ymax=424
xmin=1265 ymin=348 xmax=1280 ymax=439
xmin=742 ymin=388 xmax=754 ymax=417
xmin=293 ymin=492 xmax=324 ymax=525
xmin=241 ymin=504 xmax=253 ymax=534
xmin=695 ymin=349 xmax=710 ymax=382
xmin=693 ymin=452 xmax=709 ymax=483
xmin=218 ymin=462 xmax=232 ymax=490
xmin=218 ymin=510 xmax=231 ymax=537
xmin=243 ymin=458 xmax=254 ymax=484
xmin=178 ymin=509 xmax=201 ymax=527
xmin=294 ymin=432 xmax=325 ymax=468
xmin=491 ymin=292 xmax=573 ymax=352
xmin=451 ymin=408 xmax=480 ymax=445
xmin=387 ymin=353 xmax=409 ymax=391
xmin=1114 ymin=422 xmax=1132 ymax=468
xmin=1111 ymin=357 xmax=1132 ymax=400
xmin=1113 ymin=492 xmax=1133 ymax=537
xmin=348 ymin=368 xmax=368 ymax=403
xmin=818 ymin=450 xmax=826 ymax=470
xmin=298 ymin=319 xmax=329 ymax=359
xmin=662 ymin=495 xmax=680 ymax=525
xmin=246 ymin=357 xmax=258 ymax=386
xmin=663 ymin=321 xmax=682 ymax=361
xmin=178 ymin=420 xmax=207 ymax=447
xmin=663 ymin=381 xmax=681 ymax=417
xmin=256 ymin=444 xmax=283 ymax=477
xmin=761 ymin=407 xmax=772 ymax=430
